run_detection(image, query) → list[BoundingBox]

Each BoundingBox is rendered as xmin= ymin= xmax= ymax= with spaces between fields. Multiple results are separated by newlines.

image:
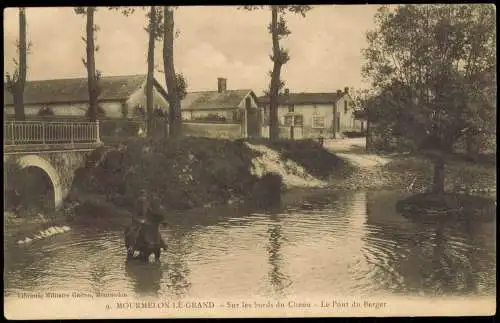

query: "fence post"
xmin=42 ymin=122 xmax=46 ymax=144
xmin=11 ymin=123 xmax=15 ymax=145
xmin=96 ymin=120 xmax=100 ymax=143
xmin=71 ymin=123 xmax=74 ymax=144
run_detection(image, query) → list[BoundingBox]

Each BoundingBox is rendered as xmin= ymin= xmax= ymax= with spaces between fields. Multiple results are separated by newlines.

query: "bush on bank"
xmin=68 ymin=137 xmax=350 ymax=216
xmin=70 ymin=137 xmax=260 ymax=212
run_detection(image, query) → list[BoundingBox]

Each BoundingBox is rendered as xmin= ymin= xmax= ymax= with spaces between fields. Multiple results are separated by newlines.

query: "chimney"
xmin=217 ymin=77 xmax=227 ymax=93
xmin=284 ymin=88 xmax=290 ymax=95
xmin=344 ymin=87 xmax=349 ymax=94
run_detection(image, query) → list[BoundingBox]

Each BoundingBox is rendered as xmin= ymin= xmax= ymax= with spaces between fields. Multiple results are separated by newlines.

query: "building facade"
xmin=258 ymin=87 xmax=363 ymax=139
xmin=3 ymin=74 xmax=170 ymax=119
xmin=175 ymin=77 xmax=262 ymax=139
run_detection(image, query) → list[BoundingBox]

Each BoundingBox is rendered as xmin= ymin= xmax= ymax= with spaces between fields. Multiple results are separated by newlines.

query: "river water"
xmin=4 ymin=190 xmax=496 ymax=300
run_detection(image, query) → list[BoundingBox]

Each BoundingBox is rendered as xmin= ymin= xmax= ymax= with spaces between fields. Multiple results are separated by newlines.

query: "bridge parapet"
xmin=4 ymin=121 xmax=101 ymax=146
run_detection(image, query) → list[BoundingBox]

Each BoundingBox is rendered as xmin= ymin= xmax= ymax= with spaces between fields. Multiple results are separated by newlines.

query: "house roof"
xmin=180 ymin=89 xmax=255 ymax=110
xmin=3 ymin=74 xmax=168 ymax=106
xmin=258 ymin=92 xmax=346 ymax=105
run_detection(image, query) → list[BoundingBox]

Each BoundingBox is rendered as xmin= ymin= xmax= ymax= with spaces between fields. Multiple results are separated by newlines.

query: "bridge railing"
xmin=4 ymin=121 xmax=101 ymax=145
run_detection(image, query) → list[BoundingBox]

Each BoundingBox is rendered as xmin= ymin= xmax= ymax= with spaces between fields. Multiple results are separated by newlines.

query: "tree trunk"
xmin=86 ymin=7 xmax=98 ymax=122
xmin=465 ymin=132 xmax=480 ymax=162
xmin=146 ymin=6 xmax=156 ymax=137
xmin=432 ymin=156 xmax=445 ymax=194
xmin=269 ymin=6 xmax=281 ymax=141
xmin=15 ymin=7 xmax=27 ymax=120
xmin=163 ymin=7 xmax=182 ymax=138
xmin=366 ymin=118 xmax=371 ymax=152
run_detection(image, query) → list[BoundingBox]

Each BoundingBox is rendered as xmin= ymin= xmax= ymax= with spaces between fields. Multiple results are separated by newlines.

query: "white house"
xmin=175 ymin=77 xmax=262 ymax=139
xmin=258 ymin=87 xmax=363 ymax=139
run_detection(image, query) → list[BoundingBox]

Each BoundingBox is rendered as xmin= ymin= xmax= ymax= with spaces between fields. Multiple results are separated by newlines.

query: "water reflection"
xmin=3 ymin=190 xmax=496 ymax=299
xmin=266 ymin=212 xmax=292 ymax=296
xmin=363 ymin=191 xmax=496 ymax=296
xmin=162 ymin=226 xmax=192 ymax=298
xmin=125 ymin=260 xmax=163 ymax=296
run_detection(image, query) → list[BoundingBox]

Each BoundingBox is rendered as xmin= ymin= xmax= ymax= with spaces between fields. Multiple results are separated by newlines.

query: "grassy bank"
xmin=382 ymin=155 xmax=496 ymax=194
xmin=330 ymin=152 xmax=496 ymax=195
xmin=67 ymin=137 xmax=349 ymax=218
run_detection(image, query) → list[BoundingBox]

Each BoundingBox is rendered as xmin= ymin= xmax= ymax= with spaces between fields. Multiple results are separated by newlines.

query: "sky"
xmin=3 ymin=5 xmax=379 ymax=95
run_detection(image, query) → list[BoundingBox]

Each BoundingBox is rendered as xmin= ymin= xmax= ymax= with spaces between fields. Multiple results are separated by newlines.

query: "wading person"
xmin=127 ymin=189 xmax=150 ymax=253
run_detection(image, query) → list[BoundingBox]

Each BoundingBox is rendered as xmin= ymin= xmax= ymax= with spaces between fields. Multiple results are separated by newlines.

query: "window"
xmin=263 ymin=106 xmax=269 ymax=125
xmin=284 ymin=114 xmax=303 ymax=126
xmin=288 ymin=104 xmax=295 ymax=113
xmin=294 ymin=115 xmax=303 ymax=126
xmin=313 ymin=104 xmax=319 ymax=115
xmin=38 ymin=106 xmax=54 ymax=117
xmin=312 ymin=115 xmax=326 ymax=129
xmin=344 ymin=101 xmax=348 ymax=113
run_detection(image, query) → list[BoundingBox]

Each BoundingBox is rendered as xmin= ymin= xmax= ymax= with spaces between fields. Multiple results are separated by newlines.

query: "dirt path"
xmin=324 ymin=138 xmax=392 ymax=170
xmin=323 ymin=138 xmax=397 ymax=190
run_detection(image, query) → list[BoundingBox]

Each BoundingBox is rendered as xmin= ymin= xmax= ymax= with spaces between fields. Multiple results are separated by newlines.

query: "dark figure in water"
xmin=252 ymin=173 xmax=283 ymax=209
xmin=125 ymin=190 xmax=167 ymax=263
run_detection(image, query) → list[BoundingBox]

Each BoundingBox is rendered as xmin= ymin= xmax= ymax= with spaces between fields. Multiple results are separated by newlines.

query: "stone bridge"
xmin=4 ymin=121 xmax=103 ymax=210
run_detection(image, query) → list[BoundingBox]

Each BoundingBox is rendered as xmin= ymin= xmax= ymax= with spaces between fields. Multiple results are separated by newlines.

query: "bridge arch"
xmin=17 ymin=155 xmax=63 ymax=210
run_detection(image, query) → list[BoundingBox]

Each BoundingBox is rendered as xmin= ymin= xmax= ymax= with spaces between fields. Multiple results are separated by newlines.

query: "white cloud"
xmin=4 ymin=5 xmax=378 ymax=93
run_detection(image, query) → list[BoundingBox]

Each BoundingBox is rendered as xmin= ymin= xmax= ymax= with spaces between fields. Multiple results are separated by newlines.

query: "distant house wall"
xmin=182 ymin=108 xmax=240 ymax=122
xmin=237 ymin=93 xmax=259 ymax=110
xmin=180 ymin=92 xmax=258 ymax=122
xmin=4 ymin=101 xmax=124 ymax=118
xmin=4 ymin=82 xmax=169 ymax=119
xmin=125 ymin=82 xmax=169 ymax=114
xmin=354 ymin=118 xmax=366 ymax=132
xmin=179 ymin=92 xmax=261 ymax=139
xmin=261 ymin=94 xmax=360 ymax=139
xmin=182 ymin=122 xmax=243 ymax=139
xmin=335 ymin=95 xmax=358 ymax=132
xmin=261 ymin=125 xmax=301 ymax=139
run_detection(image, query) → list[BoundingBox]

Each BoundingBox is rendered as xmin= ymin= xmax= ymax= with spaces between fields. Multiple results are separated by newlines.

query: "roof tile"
xmin=4 ymin=74 xmax=149 ymax=105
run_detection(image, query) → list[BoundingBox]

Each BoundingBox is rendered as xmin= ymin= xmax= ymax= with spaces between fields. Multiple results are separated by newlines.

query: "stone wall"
xmin=4 ymin=148 xmax=95 ymax=209
xmin=181 ymin=122 xmax=244 ymax=139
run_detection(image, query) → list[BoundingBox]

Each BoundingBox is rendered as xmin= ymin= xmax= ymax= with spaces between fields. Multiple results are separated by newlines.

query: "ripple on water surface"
xmin=4 ymin=190 xmax=496 ymax=299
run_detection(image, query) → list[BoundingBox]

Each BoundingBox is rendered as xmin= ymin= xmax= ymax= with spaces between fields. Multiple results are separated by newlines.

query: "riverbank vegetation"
xmin=359 ymin=4 xmax=496 ymax=214
xmin=66 ymin=137 xmax=350 ymax=218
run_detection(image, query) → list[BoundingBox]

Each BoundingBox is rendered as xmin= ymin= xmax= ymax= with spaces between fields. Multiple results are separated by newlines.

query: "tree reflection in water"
xmin=364 ymin=191 xmax=496 ymax=296
xmin=162 ymin=226 xmax=192 ymax=298
xmin=266 ymin=211 xmax=292 ymax=297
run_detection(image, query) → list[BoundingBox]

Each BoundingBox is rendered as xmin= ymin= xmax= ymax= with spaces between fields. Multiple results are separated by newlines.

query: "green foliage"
xmin=175 ymin=73 xmax=188 ymax=100
xmin=363 ymin=4 xmax=496 ymax=155
xmin=5 ymin=8 xmax=28 ymax=120
xmin=4 ymin=71 xmax=19 ymax=94
xmin=145 ymin=6 xmax=164 ymax=41
xmin=71 ymin=138 xmax=261 ymax=211
xmin=241 ymin=5 xmax=312 ymax=140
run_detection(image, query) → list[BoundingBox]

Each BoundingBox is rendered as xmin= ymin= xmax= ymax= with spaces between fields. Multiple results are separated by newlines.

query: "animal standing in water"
xmin=124 ymin=190 xmax=167 ymax=263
